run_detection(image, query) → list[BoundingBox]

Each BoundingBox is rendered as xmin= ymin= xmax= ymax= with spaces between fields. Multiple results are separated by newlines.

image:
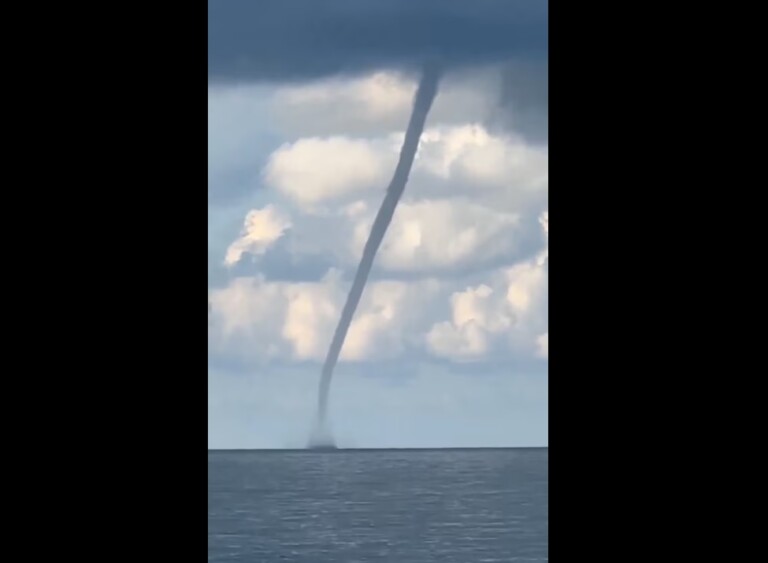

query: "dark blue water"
xmin=209 ymin=448 xmax=548 ymax=562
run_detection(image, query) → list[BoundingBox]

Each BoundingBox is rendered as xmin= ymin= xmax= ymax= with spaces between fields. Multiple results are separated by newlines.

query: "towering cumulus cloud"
xmin=309 ymin=63 xmax=442 ymax=447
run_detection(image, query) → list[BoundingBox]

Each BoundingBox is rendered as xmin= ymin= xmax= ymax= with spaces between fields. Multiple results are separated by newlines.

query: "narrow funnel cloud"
xmin=309 ymin=63 xmax=442 ymax=447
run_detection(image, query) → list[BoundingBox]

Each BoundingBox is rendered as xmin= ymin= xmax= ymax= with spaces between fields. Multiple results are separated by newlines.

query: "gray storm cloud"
xmin=310 ymin=63 xmax=442 ymax=445
xmin=208 ymin=0 xmax=546 ymax=82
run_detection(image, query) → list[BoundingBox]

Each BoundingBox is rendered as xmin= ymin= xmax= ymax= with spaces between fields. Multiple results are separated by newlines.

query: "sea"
xmin=208 ymin=448 xmax=548 ymax=562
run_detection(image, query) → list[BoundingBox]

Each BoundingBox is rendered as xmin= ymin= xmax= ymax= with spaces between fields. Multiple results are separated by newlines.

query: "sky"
xmin=208 ymin=0 xmax=548 ymax=449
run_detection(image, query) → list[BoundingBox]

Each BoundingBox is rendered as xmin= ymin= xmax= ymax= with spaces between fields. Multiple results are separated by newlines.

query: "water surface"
xmin=209 ymin=448 xmax=548 ymax=562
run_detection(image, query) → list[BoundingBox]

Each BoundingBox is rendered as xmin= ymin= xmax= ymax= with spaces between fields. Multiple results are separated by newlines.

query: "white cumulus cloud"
xmin=262 ymin=123 xmax=547 ymax=215
xmin=209 ymin=69 xmax=548 ymax=369
xmin=209 ymin=271 xmax=445 ymax=364
xmin=264 ymin=136 xmax=396 ymax=209
xmin=426 ymin=214 xmax=548 ymax=361
xmin=348 ymin=198 xmax=520 ymax=273
xmin=224 ymin=205 xmax=292 ymax=266
xmin=536 ymin=332 xmax=548 ymax=359
xmin=271 ymin=68 xmax=500 ymax=137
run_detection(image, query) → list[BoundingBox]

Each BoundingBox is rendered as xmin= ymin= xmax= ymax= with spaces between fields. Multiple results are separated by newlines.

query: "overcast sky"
xmin=208 ymin=0 xmax=548 ymax=448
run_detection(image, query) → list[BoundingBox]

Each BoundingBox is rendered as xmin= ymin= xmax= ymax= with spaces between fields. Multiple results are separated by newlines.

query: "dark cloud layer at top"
xmin=209 ymin=0 xmax=547 ymax=83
